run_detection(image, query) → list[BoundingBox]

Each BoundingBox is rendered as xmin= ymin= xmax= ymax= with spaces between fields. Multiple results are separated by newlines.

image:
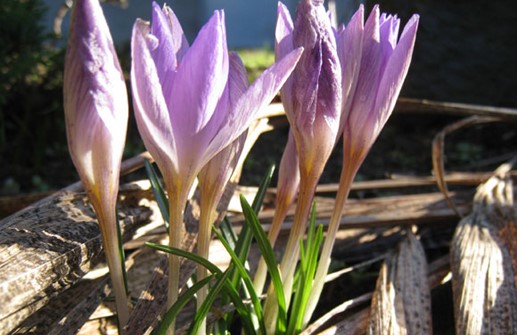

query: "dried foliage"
xmin=367 ymin=231 xmax=432 ymax=335
xmin=450 ymin=161 xmax=517 ymax=334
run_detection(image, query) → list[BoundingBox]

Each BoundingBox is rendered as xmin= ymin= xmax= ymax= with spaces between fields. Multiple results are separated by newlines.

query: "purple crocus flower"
xmin=195 ymin=54 xmax=250 ymax=329
xmin=304 ymin=5 xmax=419 ymax=327
xmin=63 ymin=0 xmax=129 ymax=325
xmin=130 ymin=2 xmax=302 ymax=326
xmin=341 ymin=5 xmax=419 ymax=171
xmin=263 ymin=1 xmax=342 ymax=328
xmin=276 ymin=0 xmax=342 ymax=179
xmin=132 ymin=3 xmax=302 ymax=195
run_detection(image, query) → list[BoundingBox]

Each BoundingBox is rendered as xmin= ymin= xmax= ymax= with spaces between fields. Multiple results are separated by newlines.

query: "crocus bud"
xmin=63 ymin=0 xmax=129 ymax=325
xmin=276 ymin=0 xmax=342 ymax=179
xmin=343 ymin=6 xmax=419 ymax=169
xmin=64 ymin=0 xmax=128 ymax=203
xmin=304 ymin=5 xmax=419 ymax=328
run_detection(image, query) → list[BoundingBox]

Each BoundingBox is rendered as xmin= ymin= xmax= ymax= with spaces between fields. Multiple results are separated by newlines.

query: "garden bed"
xmin=1 ymin=98 xmax=516 ymax=334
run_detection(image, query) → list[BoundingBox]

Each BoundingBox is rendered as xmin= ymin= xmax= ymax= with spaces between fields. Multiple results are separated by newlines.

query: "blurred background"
xmin=1 ymin=0 xmax=516 ymax=201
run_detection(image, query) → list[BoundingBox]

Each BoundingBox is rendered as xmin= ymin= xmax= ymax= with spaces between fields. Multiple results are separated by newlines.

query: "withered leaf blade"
xmin=431 ymin=115 xmax=501 ymax=218
xmin=367 ymin=230 xmax=432 ymax=335
xmin=450 ymin=161 xmax=517 ymax=334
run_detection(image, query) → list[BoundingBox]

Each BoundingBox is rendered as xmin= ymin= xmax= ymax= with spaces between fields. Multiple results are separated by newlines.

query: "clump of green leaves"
xmin=145 ymin=163 xmax=324 ymax=334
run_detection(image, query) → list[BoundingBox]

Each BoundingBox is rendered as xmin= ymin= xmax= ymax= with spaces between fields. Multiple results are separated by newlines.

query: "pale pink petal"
xmin=276 ymin=130 xmax=300 ymax=209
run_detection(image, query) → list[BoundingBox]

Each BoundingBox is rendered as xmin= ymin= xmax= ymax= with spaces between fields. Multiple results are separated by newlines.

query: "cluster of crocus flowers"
xmin=63 ymin=0 xmax=129 ymax=326
xmin=259 ymin=0 xmax=419 ymax=328
xmin=130 ymin=2 xmax=302 ymax=333
xmin=304 ymin=4 xmax=419 ymax=327
xmin=63 ymin=0 xmax=418 ymax=332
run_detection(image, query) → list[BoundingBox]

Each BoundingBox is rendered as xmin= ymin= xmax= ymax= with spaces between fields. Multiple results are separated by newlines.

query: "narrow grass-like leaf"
xmin=287 ymin=203 xmax=323 ymax=335
xmin=233 ymin=164 xmax=275 ymax=276
xmin=240 ymin=194 xmax=287 ymax=334
xmin=228 ymin=165 xmax=276 ymax=299
xmin=144 ymin=242 xmax=256 ymax=333
xmin=188 ymin=270 xmax=232 ymax=335
xmin=251 ymin=164 xmax=275 ymax=213
xmin=214 ymin=227 xmax=266 ymax=334
xmin=154 ymin=275 xmax=214 ymax=335
xmin=144 ymin=159 xmax=170 ymax=226
xmin=220 ymin=217 xmax=238 ymax=250
xmin=146 ymin=242 xmax=220 ymax=274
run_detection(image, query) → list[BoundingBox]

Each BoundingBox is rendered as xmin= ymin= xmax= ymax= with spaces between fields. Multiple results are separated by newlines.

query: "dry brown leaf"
xmin=367 ymin=230 xmax=432 ymax=335
xmin=450 ymin=160 xmax=517 ymax=334
xmin=432 ymin=116 xmax=501 ymax=218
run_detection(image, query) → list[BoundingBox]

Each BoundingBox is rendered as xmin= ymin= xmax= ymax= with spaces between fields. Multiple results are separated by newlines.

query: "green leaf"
xmin=144 ymin=159 xmax=170 ymax=228
xmin=287 ymin=203 xmax=324 ymax=335
xmin=240 ymin=195 xmax=287 ymax=334
xmin=228 ymin=165 xmax=275 ymax=299
xmin=251 ymin=164 xmax=275 ymax=213
xmin=214 ymin=227 xmax=266 ymax=334
xmin=144 ymin=242 xmax=256 ymax=334
xmin=154 ymin=275 xmax=214 ymax=335
xmin=146 ymin=242 xmax=221 ymax=274
xmin=188 ymin=270 xmax=231 ymax=335
xmin=219 ymin=217 xmax=238 ymax=250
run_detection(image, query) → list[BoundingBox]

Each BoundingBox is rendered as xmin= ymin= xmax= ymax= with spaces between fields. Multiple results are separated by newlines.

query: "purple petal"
xmin=291 ymin=0 xmax=341 ymax=134
xmin=347 ymin=5 xmax=382 ymax=132
xmin=150 ymin=2 xmax=178 ymax=98
xmin=227 ymin=52 xmax=250 ymax=109
xmin=169 ymin=10 xmax=229 ymax=158
xmin=373 ymin=14 xmax=419 ymax=132
xmin=161 ymin=3 xmax=189 ymax=61
xmin=131 ymin=19 xmax=179 ymax=177
xmin=275 ymin=2 xmax=295 ymax=114
xmin=276 ymin=130 xmax=300 ymax=208
xmin=204 ymin=48 xmax=303 ymax=166
xmin=199 ymin=51 xmax=249 ymax=157
xmin=337 ymin=4 xmax=364 ymax=134
xmin=64 ymin=0 xmax=128 ymax=194
xmin=378 ymin=14 xmax=400 ymax=68
xmin=275 ymin=2 xmax=294 ymax=61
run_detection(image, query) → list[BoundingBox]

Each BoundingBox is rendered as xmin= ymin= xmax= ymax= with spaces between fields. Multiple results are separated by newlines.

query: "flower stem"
xmin=196 ymin=199 xmax=215 ymax=335
xmin=94 ymin=200 xmax=130 ymax=328
xmin=166 ymin=186 xmax=189 ymax=335
xmin=302 ymin=162 xmax=357 ymax=328
xmin=263 ymin=174 xmax=318 ymax=333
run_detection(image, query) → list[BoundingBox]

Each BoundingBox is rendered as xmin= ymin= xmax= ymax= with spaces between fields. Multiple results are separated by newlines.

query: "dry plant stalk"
xmin=450 ymin=161 xmax=517 ymax=334
xmin=432 ymin=115 xmax=501 ymax=217
xmin=367 ymin=230 xmax=432 ymax=335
